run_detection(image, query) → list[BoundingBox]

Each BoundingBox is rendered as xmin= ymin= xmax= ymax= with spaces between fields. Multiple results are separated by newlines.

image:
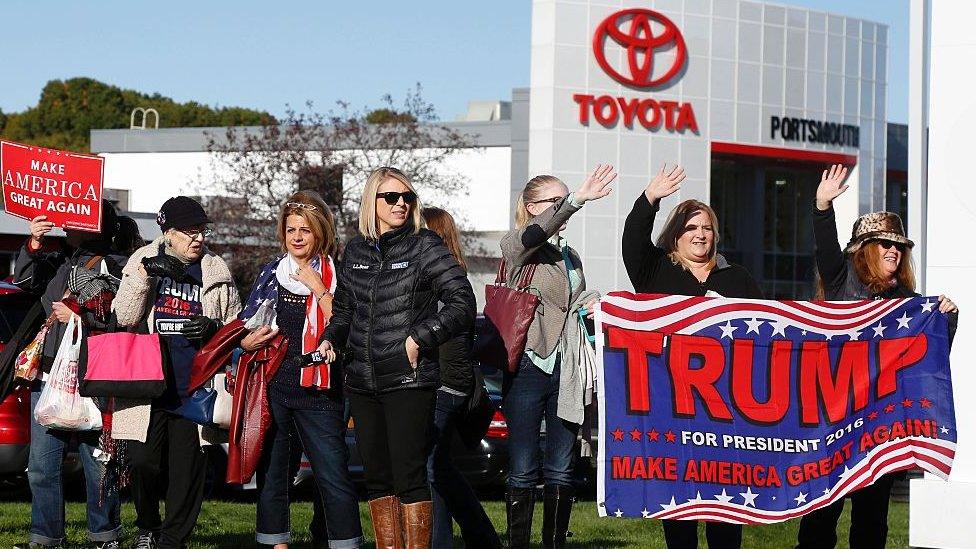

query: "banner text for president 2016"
xmin=596 ymin=293 xmax=956 ymax=524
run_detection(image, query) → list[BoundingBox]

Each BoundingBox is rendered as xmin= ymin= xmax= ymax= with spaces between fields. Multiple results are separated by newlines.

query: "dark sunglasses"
xmin=876 ymin=239 xmax=906 ymax=252
xmin=530 ymin=196 xmax=563 ymax=204
xmin=376 ymin=191 xmax=417 ymax=206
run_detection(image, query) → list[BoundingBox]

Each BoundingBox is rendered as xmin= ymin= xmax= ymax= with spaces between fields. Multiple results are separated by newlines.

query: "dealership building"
xmin=69 ymin=0 xmax=902 ymax=304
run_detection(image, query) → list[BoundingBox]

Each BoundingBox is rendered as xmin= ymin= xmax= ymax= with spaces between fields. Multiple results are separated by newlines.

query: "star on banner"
xmin=614 ymin=509 xmax=624 ymax=518
xmin=715 ymin=489 xmax=734 ymax=503
xmin=688 ymin=491 xmax=704 ymax=504
xmin=641 ymin=508 xmax=652 ymax=518
xmin=660 ymin=496 xmax=678 ymax=511
xmin=664 ymin=430 xmax=677 ymax=443
xmin=871 ymin=322 xmax=888 ymax=338
xmin=921 ymin=300 xmax=936 ymax=313
xmin=647 ymin=429 xmax=660 ymax=442
xmin=739 ymin=487 xmax=759 ymax=507
xmin=630 ymin=428 xmax=643 ymax=441
xmin=838 ymin=466 xmax=853 ymax=481
xmin=884 ymin=404 xmax=896 ymax=413
xmin=845 ymin=329 xmax=862 ymax=341
xmin=745 ymin=318 xmax=764 ymax=335
xmin=770 ymin=320 xmax=790 ymax=337
xmin=940 ymin=425 xmax=951 ymax=434
xmin=902 ymin=398 xmax=914 ymax=408
xmin=823 ymin=487 xmax=831 ymax=496
xmin=868 ymin=411 xmax=879 ymax=421
xmin=896 ymin=312 xmax=913 ymax=329
xmin=719 ymin=321 xmax=738 ymax=339
xmin=920 ymin=398 xmax=932 ymax=409
xmin=794 ymin=492 xmax=808 ymax=505
xmin=612 ymin=428 xmax=624 ymax=441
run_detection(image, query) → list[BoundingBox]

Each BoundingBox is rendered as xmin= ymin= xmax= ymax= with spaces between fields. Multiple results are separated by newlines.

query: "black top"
xmin=268 ymin=287 xmax=342 ymax=410
xmin=322 ymin=223 xmax=476 ymax=394
xmin=439 ymin=330 xmax=473 ymax=395
xmin=622 ymin=194 xmax=763 ymax=298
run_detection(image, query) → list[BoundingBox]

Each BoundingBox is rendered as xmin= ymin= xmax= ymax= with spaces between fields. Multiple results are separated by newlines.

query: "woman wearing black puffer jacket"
xmin=319 ymin=167 xmax=476 ymax=549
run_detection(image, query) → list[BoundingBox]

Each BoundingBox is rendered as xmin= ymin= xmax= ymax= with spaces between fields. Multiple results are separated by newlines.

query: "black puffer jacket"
xmin=324 ymin=223 xmax=476 ymax=394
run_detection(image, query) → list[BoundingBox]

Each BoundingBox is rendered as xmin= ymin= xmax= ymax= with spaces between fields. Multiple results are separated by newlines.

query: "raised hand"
xmin=644 ymin=164 xmax=686 ymax=203
xmin=29 ymin=215 xmax=55 ymax=248
xmin=816 ymin=164 xmax=849 ymax=210
xmin=575 ymin=164 xmax=617 ymax=203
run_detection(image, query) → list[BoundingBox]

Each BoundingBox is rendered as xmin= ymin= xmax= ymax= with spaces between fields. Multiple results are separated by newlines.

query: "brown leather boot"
xmin=401 ymin=500 xmax=433 ymax=549
xmin=369 ymin=495 xmax=403 ymax=549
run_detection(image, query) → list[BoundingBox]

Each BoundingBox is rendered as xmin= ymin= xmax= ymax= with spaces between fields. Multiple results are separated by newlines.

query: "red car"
xmin=0 ymin=281 xmax=39 ymax=480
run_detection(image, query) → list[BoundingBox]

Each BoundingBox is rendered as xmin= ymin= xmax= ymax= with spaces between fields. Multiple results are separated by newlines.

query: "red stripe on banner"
xmin=783 ymin=299 xmax=877 ymax=311
xmin=601 ymin=296 xmax=708 ymax=322
xmin=651 ymin=439 xmax=954 ymax=523
xmin=604 ymin=298 xmax=901 ymax=332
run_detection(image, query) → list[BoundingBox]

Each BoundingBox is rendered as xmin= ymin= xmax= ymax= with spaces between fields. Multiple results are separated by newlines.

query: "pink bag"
xmin=79 ymin=332 xmax=167 ymax=399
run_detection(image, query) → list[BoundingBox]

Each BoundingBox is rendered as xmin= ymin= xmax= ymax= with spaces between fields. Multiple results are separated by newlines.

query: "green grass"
xmin=0 ymin=498 xmax=908 ymax=548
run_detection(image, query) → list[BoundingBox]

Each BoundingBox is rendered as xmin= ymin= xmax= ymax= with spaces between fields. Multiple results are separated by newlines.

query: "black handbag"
xmin=457 ymin=363 xmax=498 ymax=449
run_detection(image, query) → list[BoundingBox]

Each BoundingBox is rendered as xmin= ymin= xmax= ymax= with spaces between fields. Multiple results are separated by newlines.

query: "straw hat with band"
xmin=844 ymin=211 xmax=914 ymax=254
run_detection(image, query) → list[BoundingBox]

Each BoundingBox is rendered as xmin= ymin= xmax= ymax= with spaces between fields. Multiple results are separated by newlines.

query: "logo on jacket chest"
xmin=390 ymin=261 xmax=409 ymax=270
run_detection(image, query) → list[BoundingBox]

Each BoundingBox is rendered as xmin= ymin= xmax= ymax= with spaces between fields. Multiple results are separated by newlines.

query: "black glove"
xmin=141 ymin=254 xmax=188 ymax=281
xmin=180 ymin=315 xmax=221 ymax=342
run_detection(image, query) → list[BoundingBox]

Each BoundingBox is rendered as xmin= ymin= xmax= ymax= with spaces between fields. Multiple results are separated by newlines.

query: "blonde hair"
xmin=852 ymin=241 xmax=916 ymax=295
xmin=515 ymin=175 xmax=567 ymax=228
xmin=655 ymin=199 xmax=721 ymax=271
xmin=278 ymin=190 xmax=337 ymax=259
xmin=421 ymin=207 xmax=467 ymax=272
xmin=358 ymin=167 xmax=423 ymax=240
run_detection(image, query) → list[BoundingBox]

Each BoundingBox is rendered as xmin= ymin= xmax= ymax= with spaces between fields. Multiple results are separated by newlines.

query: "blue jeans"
xmin=427 ymin=389 xmax=502 ymax=548
xmin=502 ymin=356 xmax=580 ymax=489
xmin=256 ymin=401 xmax=363 ymax=548
xmin=28 ymin=389 xmax=121 ymax=546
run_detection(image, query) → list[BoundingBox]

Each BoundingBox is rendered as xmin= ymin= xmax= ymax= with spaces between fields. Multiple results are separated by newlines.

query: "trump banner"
xmin=596 ymin=293 xmax=955 ymax=524
xmin=0 ymin=140 xmax=104 ymax=232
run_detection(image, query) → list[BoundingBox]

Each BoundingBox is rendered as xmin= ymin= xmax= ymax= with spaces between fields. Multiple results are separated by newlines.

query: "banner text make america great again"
xmin=596 ymin=293 xmax=955 ymax=524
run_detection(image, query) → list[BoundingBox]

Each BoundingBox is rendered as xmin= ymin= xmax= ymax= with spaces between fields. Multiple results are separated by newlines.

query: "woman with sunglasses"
xmin=237 ymin=190 xmax=363 ymax=549
xmin=501 ymin=165 xmax=616 ymax=549
xmin=318 ymin=167 xmax=476 ymax=548
xmin=112 ymin=196 xmax=242 ymax=549
xmin=795 ymin=164 xmax=958 ymax=549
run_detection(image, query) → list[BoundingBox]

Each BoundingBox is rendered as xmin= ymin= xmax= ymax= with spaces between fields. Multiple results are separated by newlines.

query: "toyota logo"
xmin=592 ymin=8 xmax=687 ymax=88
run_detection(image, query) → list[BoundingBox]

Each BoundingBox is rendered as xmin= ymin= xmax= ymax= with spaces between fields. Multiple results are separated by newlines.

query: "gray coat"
xmin=499 ymin=196 xmax=586 ymax=357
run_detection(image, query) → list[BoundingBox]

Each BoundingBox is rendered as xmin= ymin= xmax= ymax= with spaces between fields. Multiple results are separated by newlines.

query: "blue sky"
xmin=0 ymin=0 xmax=909 ymax=123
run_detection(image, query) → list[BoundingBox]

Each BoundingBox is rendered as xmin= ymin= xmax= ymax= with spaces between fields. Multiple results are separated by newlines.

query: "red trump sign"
xmin=1 ymin=140 xmax=104 ymax=232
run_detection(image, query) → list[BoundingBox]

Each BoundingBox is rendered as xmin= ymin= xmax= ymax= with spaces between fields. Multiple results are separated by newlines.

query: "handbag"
xmin=482 ymin=260 xmax=539 ymax=373
xmin=180 ymin=373 xmax=233 ymax=429
xmin=457 ymin=363 xmax=498 ymax=449
xmin=79 ymin=332 xmax=166 ymax=398
xmin=34 ymin=316 xmax=102 ymax=431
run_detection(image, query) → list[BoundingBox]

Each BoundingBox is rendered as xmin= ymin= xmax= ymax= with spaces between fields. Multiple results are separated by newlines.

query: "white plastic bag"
xmin=34 ymin=316 xmax=103 ymax=431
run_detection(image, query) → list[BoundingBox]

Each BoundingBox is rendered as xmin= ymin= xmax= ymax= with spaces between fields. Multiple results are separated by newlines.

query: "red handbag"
xmin=483 ymin=260 xmax=539 ymax=373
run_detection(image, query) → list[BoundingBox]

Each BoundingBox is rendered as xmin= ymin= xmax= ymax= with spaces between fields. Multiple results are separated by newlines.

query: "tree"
xmin=203 ymin=85 xmax=477 ymax=288
xmin=0 ymin=78 xmax=273 ymax=152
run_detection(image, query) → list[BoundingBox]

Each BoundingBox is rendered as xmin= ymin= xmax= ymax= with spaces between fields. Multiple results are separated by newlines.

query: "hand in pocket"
xmin=405 ymin=336 xmax=420 ymax=369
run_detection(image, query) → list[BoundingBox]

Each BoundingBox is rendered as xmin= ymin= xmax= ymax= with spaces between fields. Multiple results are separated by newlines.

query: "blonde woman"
xmin=318 ymin=168 xmax=476 ymax=548
xmin=500 ymin=165 xmax=615 ymax=549
xmin=238 ymin=190 xmax=362 ymax=549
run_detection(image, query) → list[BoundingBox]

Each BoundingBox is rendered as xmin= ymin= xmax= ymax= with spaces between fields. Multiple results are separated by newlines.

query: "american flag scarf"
xmin=240 ymin=254 xmax=337 ymax=387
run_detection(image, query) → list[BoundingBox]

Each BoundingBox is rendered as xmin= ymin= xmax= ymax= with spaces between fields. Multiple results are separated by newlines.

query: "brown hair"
xmin=359 ymin=167 xmax=423 ymax=240
xmin=278 ymin=190 xmax=337 ymax=259
xmin=515 ymin=175 xmax=567 ymax=229
xmin=421 ymin=207 xmax=467 ymax=272
xmin=852 ymin=240 xmax=916 ymax=294
xmin=654 ymin=199 xmax=721 ymax=270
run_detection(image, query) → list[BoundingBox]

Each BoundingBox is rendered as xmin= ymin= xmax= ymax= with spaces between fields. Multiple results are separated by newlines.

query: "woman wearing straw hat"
xmin=796 ymin=164 xmax=959 ymax=549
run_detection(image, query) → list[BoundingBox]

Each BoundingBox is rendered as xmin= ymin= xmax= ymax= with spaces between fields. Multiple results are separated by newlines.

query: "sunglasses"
xmin=876 ymin=239 xmax=906 ymax=252
xmin=376 ymin=191 xmax=417 ymax=206
xmin=286 ymin=202 xmax=317 ymax=211
xmin=530 ymin=196 xmax=563 ymax=205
